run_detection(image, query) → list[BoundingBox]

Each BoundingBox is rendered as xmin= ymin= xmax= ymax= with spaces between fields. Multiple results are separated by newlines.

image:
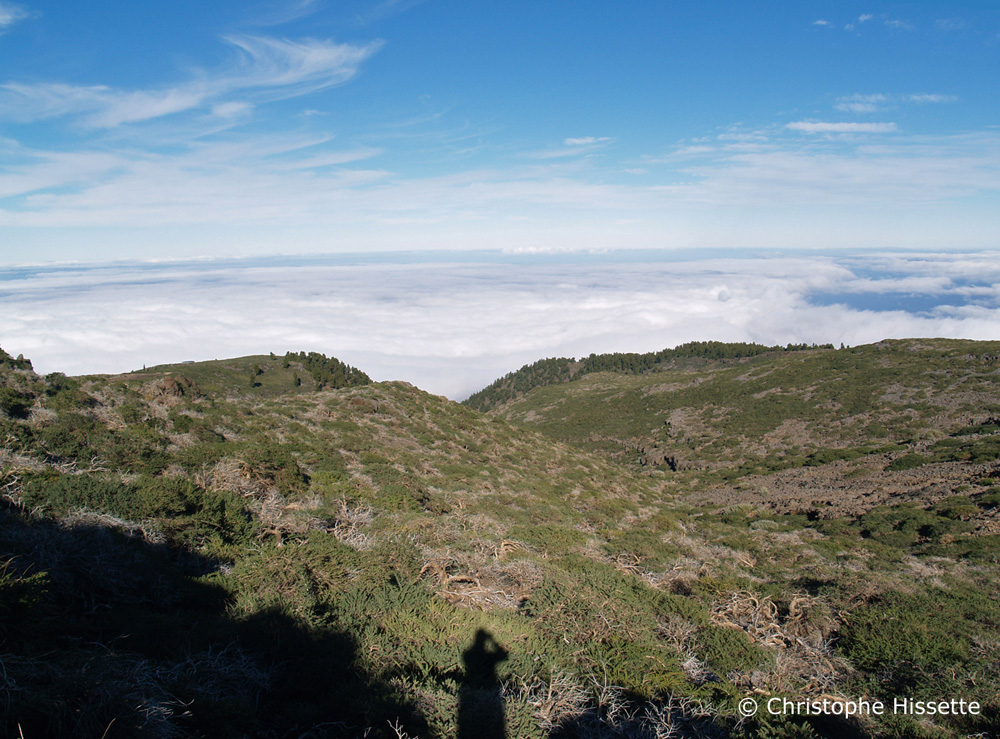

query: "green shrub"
xmin=928 ymin=435 xmax=1000 ymax=464
xmin=715 ymin=507 xmax=754 ymax=527
xmin=0 ymin=415 xmax=34 ymax=448
xmin=964 ymin=436 xmax=1000 ymax=463
xmin=102 ymin=429 xmax=169 ymax=474
xmin=601 ymin=528 xmax=677 ymax=569
xmin=36 ymin=412 xmax=168 ymax=473
xmin=507 ymin=523 xmax=586 ymax=555
xmin=227 ymin=535 xmax=361 ymax=625
xmin=21 ymin=471 xmax=127 ymax=516
xmin=521 ymin=555 xmax=710 ymax=698
xmin=240 ymin=443 xmax=308 ymax=496
xmin=0 ymin=563 xmax=50 ymax=640
xmin=19 ymin=471 xmax=193 ymax=520
xmin=839 ymin=592 xmax=971 ymax=676
xmin=308 ymin=450 xmax=349 ymax=479
xmin=118 ymin=401 xmax=155 ymax=426
xmin=0 ymin=386 xmax=34 ymax=418
xmin=169 ymin=411 xmax=194 ymax=433
xmin=38 ymin=413 xmax=104 ymax=461
xmin=586 ymin=634 xmax=687 ymax=698
xmin=184 ymin=487 xmax=259 ymax=550
xmin=886 ymin=453 xmax=929 ymax=472
xmin=133 ymin=474 xmax=197 ymax=517
xmin=977 ymin=487 xmax=1000 ymax=509
xmin=43 ymin=373 xmax=94 ymax=411
xmin=933 ymin=495 xmax=979 ymax=520
xmin=175 ymin=439 xmax=233 ymax=471
xmin=754 ymin=717 xmax=824 ymax=738
xmin=925 ymin=533 xmax=1000 ymax=562
xmin=697 ymin=624 xmax=770 ymax=677
xmin=858 ymin=505 xmax=938 ymax=548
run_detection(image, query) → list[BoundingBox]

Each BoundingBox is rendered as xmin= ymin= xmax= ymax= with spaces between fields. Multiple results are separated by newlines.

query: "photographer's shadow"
xmin=457 ymin=628 xmax=508 ymax=739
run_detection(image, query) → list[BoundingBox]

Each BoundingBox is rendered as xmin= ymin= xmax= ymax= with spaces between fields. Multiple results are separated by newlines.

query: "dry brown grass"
xmin=711 ymin=591 xmax=849 ymax=693
xmin=326 ymin=495 xmax=375 ymax=549
xmin=64 ymin=509 xmax=166 ymax=546
xmin=418 ymin=547 xmax=541 ymax=610
xmin=512 ymin=670 xmax=591 ymax=730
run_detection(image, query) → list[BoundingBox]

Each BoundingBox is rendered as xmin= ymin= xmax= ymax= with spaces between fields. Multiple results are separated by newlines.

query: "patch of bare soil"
xmin=690 ymin=454 xmax=1000 ymax=519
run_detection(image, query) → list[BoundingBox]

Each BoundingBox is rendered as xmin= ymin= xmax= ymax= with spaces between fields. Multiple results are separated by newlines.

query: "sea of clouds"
xmin=2 ymin=249 xmax=998 ymax=399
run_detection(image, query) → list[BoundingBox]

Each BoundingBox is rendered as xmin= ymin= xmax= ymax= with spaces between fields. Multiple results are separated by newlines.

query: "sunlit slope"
xmin=32 ymin=355 xmax=661 ymax=543
xmin=464 ymin=341 xmax=830 ymax=412
xmin=125 ymin=350 xmax=371 ymax=397
xmin=490 ymin=339 xmax=1000 ymax=485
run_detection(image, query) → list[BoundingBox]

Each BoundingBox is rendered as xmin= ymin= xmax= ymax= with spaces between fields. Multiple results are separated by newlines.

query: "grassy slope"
xmin=463 ymin=341 xmax=830 ymax=413
xmin=493 ymin=339 xmax=1000 ymax=479
xmin=137 ymin=353 xmax=317 ymax=395
xmin=1 ymin=342 xmax=999 ymax=738
xmin=132 ymin=350 xmax=369 ymax=396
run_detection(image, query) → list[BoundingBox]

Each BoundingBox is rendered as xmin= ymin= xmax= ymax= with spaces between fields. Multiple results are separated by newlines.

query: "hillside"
xmin=463 ymin=341 xmax=834 ymax=412
xmin=2 ymin=342 xmax=999 ymax=738
xmin=137 ymin=350 xmax=372 ymax=396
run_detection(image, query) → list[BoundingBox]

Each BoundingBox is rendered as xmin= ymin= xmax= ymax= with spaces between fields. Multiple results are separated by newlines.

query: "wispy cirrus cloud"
xmin=529 ymin=136 xmax=613 ymax=159
xmin=844 ymin=14 xmax=872 ymax=32
xmin=249 ymin=0 xmax=322 ymax=27
xmin=787 ymin=121 xmax=898 ymax=134
xmin=649 ymin=128 xmax=1000 ymax=212
xmin=823 ymin=13 xmax=917 ymax=33
xmin=835 ymin=93 xmax=957 ymax=113
xmin=2 ymin=121 xmax=998 ymax=259
xmin=222 ymin=35 xmax=382 ymax=96
xmin=0 ymin=1 xmax=30 ymax=31
xmin=935 ymin=17 xmax=970 ymax=32
xmin=0 ymin=134 xmax=389 ymax=227
xmin=564 ymin=136 xmax=611 ymax=146
xmin=0 ymin=34 xmax=383 ymax=128
xmin=834 ymin=94 xmax=889 ymax=113
xmin=908 ymin=93 xmax=958 ymax=104
xmin=354 ymin=0 xmax=431 ymax=25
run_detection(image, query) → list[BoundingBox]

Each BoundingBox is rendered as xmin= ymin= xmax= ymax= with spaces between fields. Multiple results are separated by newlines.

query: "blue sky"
xmin=1 ymin=0 xmax=998 ymax=262
xmin=1 ymin=2 xmax=999 ymax=394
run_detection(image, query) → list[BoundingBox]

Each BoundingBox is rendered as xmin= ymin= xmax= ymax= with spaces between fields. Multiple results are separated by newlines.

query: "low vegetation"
xmin=464 ymin=341 xmax=835 ymax=412
xmin=1 ymin=341 xmax=998 ymax=738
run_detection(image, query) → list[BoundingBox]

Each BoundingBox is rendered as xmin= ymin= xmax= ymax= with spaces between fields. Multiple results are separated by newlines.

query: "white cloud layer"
xmin=2 ymin=251 xmax=998 ymax=400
